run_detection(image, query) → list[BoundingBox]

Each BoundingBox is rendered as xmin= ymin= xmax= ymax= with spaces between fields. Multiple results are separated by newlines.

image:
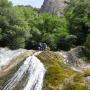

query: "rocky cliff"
xmin=40 ymin=0 xmax=69 ymax=16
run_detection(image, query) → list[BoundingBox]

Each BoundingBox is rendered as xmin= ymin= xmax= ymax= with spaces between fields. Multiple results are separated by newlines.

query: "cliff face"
xmin=40 ymin=0 xmax=69 ymax=16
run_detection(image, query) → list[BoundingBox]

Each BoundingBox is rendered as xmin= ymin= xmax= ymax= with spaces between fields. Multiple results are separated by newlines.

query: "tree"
xmin=0 ymin=0 xmax=12 ymax=8
xmin=0 ymin=0 xmax=30 ymax=49
xmin=65 ymin=0 xmax=90 ymax=45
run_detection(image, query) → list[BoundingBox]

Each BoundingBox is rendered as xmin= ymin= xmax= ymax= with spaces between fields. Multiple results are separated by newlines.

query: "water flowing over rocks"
xmin=0 ymin=48 xmax=46 ymax=90
xmin=2 ymin=56 xmax=46 ymax=90
xmin=23 ymin=56 xmax=46 ymax=90
xmin=0 ymin=47 xmax=90 ymax=90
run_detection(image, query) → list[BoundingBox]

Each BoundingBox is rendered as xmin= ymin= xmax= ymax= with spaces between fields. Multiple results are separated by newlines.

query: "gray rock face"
xmin=60 ymin=46 xmax=86 ymax=67
xmin=40 ymin=0 xmax=69 ymax=16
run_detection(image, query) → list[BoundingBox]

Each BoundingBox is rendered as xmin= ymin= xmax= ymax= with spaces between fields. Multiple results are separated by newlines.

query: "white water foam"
xmin=23 ymin=56 xmax=46 ymax=90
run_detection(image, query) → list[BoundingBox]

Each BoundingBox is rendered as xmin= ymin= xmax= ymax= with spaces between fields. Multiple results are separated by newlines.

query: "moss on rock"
xmin=83 ymin=69 xmax=90 ymax=77
xmin=37 ymin=51 xmax=77 ymax=90
xmin=37 ymin=51 xmax=89 ymax=90
xmin=62 ymin=82 xmax=88 ymax=90
xmin=0 ymin=50 xmax=89 ymax=90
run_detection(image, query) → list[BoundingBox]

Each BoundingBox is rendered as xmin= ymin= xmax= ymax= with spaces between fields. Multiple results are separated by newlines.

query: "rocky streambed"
xmin=0 ymin=47 xmax=90 ymax=90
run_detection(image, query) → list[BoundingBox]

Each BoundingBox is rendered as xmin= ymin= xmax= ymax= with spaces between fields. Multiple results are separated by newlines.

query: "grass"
xmin=62 ymin=82 xmax=88 ymax=90
xmin=0 ymin=50 xmax=89 ymax=90
xmin=37 ymin=51 xmax=90 ymax=90
xmin=37 ymin=51 xmax=76 ymax=90
xmin=83 ymin=69 xmax=90 ymax=77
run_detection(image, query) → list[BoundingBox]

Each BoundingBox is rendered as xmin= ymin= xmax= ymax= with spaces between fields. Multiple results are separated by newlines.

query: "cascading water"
xmin=0 ymin=48 xmax=46 ymax=90
xmin=23 ymin=56 xmax=46 ymax=90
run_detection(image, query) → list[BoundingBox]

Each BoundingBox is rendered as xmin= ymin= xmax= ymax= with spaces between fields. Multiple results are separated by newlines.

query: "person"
xmin=43 ymin=43 xmax=48 ymax=50
xmin=38 ymin=46 xmax=41 ymax=51
xmin=38 ymin=43 xmax=42 ymax=50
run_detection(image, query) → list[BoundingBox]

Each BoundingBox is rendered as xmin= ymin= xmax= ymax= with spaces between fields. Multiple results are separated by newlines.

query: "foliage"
xmin=1 ymin=0 xmax=90 ymax=51
xmin=63 ymin=83 xmax=88 ymax=90
xmin=65 ymin=0 xmax=90 ymax=46
xmin=37 ymin=51 xmax=76 ymax=89
xmin=0 ymin=0 xmax=30 ymax=49
xmin=37 ymin=51 xmax=89 ymax=90
xmin=83 ymin=69 xmax=90 ymax=76
xmin=0 ymin=0 xmax=70 ymax=50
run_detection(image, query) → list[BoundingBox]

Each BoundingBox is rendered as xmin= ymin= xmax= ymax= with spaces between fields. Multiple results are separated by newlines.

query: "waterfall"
xmin=23 ymin=56 xmax=46 ymax=90
xmin=1 ymin=49 xmax=46 ymax=90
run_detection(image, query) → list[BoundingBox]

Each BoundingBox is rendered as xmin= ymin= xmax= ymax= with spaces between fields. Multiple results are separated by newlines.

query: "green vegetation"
xmin=0 ymin=0 xmax=90 ymax=89
xmin=63 ymin=83 xmax=88 ymax=90
xmin=0 ymin=0 xmax=30 ymax=49
xmin=37 ymin=51 xmax=89 ymax=90
xmin=83 ymin=69 xmax=90 ymax=76
xmin=0 ymin=0 xmax=69 ymax=50
xmin=65 ymin=0 xmax=90 ymax=49
xmin=37 ymin=51 xmax=75 ymax=89
xmin=0 ymin=0 xmax=90 ymax=51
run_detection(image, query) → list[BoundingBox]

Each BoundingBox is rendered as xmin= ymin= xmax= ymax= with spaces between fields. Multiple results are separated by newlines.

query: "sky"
xmin=9 ymin=0 xmax=44 ymax=8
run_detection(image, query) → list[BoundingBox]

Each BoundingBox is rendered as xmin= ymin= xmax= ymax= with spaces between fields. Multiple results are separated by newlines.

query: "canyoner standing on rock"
xmin=38 ymin=42 xmax=43 ymax=51
xmin=43 ymin=43 xmax=48 ymax=50
xmin=38 ymin=43 xmax=48 ymax=51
